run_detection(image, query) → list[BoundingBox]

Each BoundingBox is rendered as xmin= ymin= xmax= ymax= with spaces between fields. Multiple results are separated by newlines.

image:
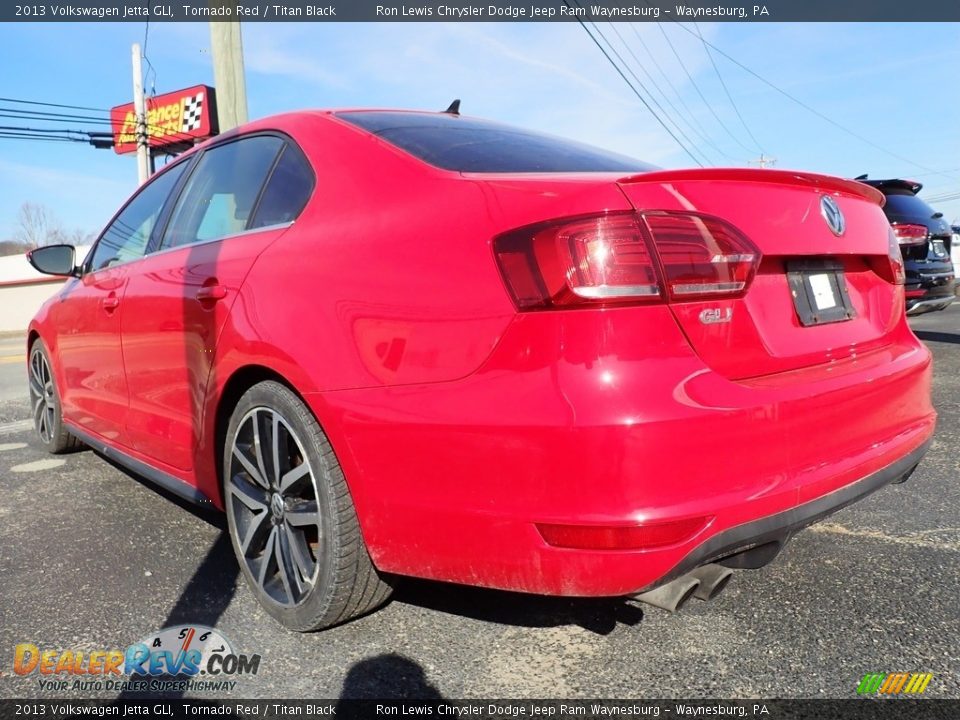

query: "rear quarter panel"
xmin=202 ymin=115 xmax=636 ymax=507
xmin=213 ymin=117 xmax=639 ymax=394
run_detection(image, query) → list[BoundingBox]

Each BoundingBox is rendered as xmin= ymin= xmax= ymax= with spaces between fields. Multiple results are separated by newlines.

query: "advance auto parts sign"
xmin=110 ymin=84 xmax=218 ymax=154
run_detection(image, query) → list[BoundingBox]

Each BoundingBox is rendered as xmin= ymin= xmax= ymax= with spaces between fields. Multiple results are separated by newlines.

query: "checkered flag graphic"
xmin=181 ymin=92 xmax=205 ymax=132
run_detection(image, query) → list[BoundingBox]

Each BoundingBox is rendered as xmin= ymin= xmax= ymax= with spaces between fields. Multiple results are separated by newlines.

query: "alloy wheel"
xmin=29 ymin=348 xmax=56 ymax=445
xmin=226 ymin=407 xmax=322 ymax=607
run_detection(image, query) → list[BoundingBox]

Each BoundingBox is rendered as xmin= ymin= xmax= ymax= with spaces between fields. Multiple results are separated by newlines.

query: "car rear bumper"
xmin=313 ymin=306 xmax=936 ymax=596
xmin=653 ymin=437 xmax=928 ymax=587
xmin=906 ymin=295 xmax=955 ymax=315
xmin=905 ymin=263 xmax=955 ymax=314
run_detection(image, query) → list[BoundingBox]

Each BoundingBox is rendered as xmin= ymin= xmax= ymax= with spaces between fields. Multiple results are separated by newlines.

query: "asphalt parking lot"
xmin=1 ymin=307 xmax=958 ymax=701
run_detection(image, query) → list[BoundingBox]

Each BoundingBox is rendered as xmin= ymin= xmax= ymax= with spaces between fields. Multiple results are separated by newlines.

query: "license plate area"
xmin=786 ymin=259 xmax=855 ymax=326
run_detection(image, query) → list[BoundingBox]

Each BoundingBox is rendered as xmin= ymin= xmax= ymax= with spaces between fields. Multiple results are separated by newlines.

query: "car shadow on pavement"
xmin=158 ymin=531 xmax=238 ymax=627
xmin=392 ymin=578 xmax=645 ymax=635
xmin=913 ymin=330 xmax=960 ymax=345
xmin=100 ymin=456 xmax=239 ymax=701
xmin=336 ymin=653 xmax=444 ymax=701
xmin=98 ymin=452 xmax=227 ymax=528
xmin=113 ymin=531 xmax=239 ymax=701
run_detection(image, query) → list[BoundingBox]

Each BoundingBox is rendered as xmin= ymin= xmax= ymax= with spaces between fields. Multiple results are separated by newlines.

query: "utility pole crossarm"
xmin=749 ymin=153 xmax=777 ymax=169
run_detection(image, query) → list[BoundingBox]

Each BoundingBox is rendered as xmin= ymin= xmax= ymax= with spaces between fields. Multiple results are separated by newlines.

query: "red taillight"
xmin=642 ymin=212 xmax=760 ymax=301
xmin=887 ymin=227 xmax=906 ymax=285
xmin=536 ymin=516 xmax=709 ymax=551
xmin=557 ymin=216 xmax=660 ymax=301
xmin=868 ymin=228 xmax=906 ymax=286
xmin=493 ymin=213 xmax=660 ymax=310
xmin=892 ymin=223 xmax=927 ymax=245
xmin=493 ymin=211 xmax=760 ymax=310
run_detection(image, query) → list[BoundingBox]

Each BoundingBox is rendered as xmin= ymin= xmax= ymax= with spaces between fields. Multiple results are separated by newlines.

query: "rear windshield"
xmin=336 ymin=111 xmax=656 ymax=174
xmin=881 ymin=191 xmax=938 ymax=222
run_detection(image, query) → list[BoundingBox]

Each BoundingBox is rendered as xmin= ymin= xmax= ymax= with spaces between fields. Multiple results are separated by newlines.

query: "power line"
xmin=0 ymin=133 xmax=86 ymax=143
xmin=142 ymin=16 xmax=158 ymax=97
xmin=666 ymin=22 xmax=960 ymax=185
xmin=0 ymin=96 xmax=108 ymax=113
xmin=606 ymin=22 xmax=729 ymax=165
xmin=925 ymin=189 xmax=960 ymax=203
xmin=0 ymin=115 xmax=106 ymax=130
xmin=0 ymin=102 xmax=200 ymax=147
xmin=594 ymin=21 xmax=711 ymax=166
xmin=565 ymin=1 xmax=703 ymax=166
xmin=627 ymin=24 xmax=739 ymax=164
xmin=0 ymin=112 xmax=195 ymax=147
xmin=0 ymin=125 xmax=98 ymax=136
xmin=0 ymin=124 xmax=115 ymax=151
xmin=691 ymin=21 xmax=765 ymax=155
xmin=0 ymin=106 xmax=114 ymax=124
xmin=905 ymin=168 xmax=960 ymax=178
xmin=0 ymin=96 xmax=202 ymax=147
xmin=656 ymin=22 xmax=756 ymax=155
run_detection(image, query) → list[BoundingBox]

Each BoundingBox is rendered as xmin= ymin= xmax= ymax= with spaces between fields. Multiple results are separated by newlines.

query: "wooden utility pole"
xmin=209 ymin=21 xmax=248 ymax=131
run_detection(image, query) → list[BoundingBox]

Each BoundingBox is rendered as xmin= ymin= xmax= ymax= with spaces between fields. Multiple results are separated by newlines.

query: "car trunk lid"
xmin=616 ymin=168 xmax=902 ymax=380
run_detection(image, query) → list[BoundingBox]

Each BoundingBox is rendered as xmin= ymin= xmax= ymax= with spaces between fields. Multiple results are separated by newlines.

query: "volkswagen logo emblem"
xmin=820 ymin=195 xmax=845 ymax=236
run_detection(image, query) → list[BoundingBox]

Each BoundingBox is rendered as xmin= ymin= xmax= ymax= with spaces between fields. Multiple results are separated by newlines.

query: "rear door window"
xmin=160 ymin=135 xmax=284 ymax=250
xmin=249 ymin=145 xmax=315 ymax=229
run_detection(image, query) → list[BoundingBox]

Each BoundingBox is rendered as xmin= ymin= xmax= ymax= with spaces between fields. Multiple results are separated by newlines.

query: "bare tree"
xmin=13 ymin=202 xmax=64 ymax=248
xmin=63 ymin=228 xmax=96 ymax=246
xmin=0 ymin=239 xmax=29 ymax=256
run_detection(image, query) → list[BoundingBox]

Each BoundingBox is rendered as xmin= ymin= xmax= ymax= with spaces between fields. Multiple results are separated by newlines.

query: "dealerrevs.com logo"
xmin=13 ymin=625 xmax=261 ymax=693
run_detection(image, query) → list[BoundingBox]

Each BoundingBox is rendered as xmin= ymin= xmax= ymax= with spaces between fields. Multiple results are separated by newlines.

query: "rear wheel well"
xmin=213 ymin=366 xmax=314 ymax=495
xmin=27 ymin=330 xmax=39 ymax=352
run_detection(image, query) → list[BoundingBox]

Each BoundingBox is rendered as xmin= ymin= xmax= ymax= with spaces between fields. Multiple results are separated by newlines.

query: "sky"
xmin=0 ymin=21 xmax=958 ymax=240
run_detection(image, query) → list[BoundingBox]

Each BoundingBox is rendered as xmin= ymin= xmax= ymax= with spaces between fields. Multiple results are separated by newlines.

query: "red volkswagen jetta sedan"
xmin=27 ymin=109 xmax=934 ymax=630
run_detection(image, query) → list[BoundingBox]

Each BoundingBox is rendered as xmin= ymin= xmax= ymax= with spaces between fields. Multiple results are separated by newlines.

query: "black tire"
xmin=28 ymin=340 xmax=82 ymax=454
xmin=222 ymin=380 xmax=392 ymax=631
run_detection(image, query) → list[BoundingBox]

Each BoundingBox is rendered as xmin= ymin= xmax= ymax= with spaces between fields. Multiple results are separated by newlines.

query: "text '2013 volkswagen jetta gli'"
xmin=27 ymin=109 xmax=935 ymax=630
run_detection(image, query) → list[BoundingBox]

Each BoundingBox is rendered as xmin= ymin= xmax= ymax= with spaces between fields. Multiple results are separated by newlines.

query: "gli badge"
xmin=699 ymin=308 xmax=733 ymax=325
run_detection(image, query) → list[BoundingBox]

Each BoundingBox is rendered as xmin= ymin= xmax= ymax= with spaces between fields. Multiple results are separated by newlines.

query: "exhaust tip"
xmin=689 ymin=564 xmax=735 ymax=601
xmin=631 ymin=576 xmax=701 ymax=613
xmin=675 ymin=581 xmax=699 ymax=610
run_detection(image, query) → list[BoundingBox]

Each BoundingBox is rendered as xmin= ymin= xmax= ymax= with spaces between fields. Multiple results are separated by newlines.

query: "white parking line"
xmin=810 ymin=522 xmax=960 ymax=553
xmin=0 ymin=420 xmax=32 ymax=435
xmin=11 ymin=458 xmax=66 ymax=472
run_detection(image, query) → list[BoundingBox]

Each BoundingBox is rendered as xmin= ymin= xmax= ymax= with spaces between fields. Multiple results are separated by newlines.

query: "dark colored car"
xmin=858 ymin=178 xmax=955 ymax=314
xmin=952 ymin=225 xmax=960 ymax=287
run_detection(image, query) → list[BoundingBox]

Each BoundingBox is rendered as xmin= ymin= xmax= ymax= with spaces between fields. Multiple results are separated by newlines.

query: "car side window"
xmin=248 ymin=144 xmax=314 ymax=229
xmin=161 ymin=135 xmax=284 ymax=250
xmin=88 ymin=161 xmax=188 ymax=272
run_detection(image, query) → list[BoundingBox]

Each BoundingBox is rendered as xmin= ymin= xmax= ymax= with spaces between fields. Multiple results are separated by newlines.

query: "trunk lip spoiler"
xmin=617 ymin=168 xmax=885 ymax=206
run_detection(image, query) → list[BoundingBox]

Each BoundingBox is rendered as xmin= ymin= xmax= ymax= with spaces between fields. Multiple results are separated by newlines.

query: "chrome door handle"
xmin=196 ymin=284 xmax=227 ymax=302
